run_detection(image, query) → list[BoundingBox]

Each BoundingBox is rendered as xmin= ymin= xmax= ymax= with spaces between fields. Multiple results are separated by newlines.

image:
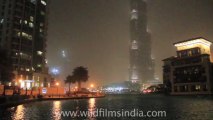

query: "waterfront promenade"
xmin=0 ymin=93 xmax=105 ymax=108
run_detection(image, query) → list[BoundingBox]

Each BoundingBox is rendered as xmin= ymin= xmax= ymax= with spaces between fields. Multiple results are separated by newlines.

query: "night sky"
xmin=47 ymin=0 xmax=213 ymax=87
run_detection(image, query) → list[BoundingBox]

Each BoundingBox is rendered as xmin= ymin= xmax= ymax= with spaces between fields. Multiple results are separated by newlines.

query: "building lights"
xmin=174 ymin=38 xmax=212 ymax=56
xmin=37 ymin=64 xmax=42 ymax=67
xmin=131 ymin=40 xmax=138 ymax=49
xmin=174 ymin=38 xmax=212 ymax=48
xmin=0 ymin=19 xmax=4 ymax=23
xmin=41 ymin=0 xmax=47 ymax=6
xmin=37 ymin=51 xmax=43 ymax=55
xmin=17 ymin=32 xmax=33 ymax=40
xmin=24 ymin=20 xmax=28 ymax=24
xmin=131 ymin=9 xmax=138 ymax=20
xmin=29 ymin=23 xmax=34 ymax=28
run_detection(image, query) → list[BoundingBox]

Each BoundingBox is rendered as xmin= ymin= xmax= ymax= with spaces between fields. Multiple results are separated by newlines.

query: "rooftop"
xmin=173 ymin=37 xmax=212 ymax=47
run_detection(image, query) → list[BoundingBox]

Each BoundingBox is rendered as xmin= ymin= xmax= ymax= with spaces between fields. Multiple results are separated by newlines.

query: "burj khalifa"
xmin=129 ymin=0 xmax=154 ymax=83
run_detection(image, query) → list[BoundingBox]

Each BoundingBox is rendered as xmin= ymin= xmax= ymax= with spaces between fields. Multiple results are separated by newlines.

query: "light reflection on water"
xmin=13 ymin=105 xmax=25 ymax=120
xmin=88 ymin=98 xmax=96 ymax=120
xmin=52 ymin=101 xmax=61 ymax=120
xmin=0 ymin=95 xmax=213 ymax=120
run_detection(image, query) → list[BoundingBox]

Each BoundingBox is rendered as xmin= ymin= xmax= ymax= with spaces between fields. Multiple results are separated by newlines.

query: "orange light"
xmin=56 ymin=82 xmax=59 ymax=86
xmin=19 ymin=79 xmax=23 ymax=83
xmin=90 ymin=84 xmax=94 ymax=88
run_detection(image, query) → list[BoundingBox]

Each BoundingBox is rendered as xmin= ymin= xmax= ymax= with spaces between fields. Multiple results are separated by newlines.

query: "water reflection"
xmin=88 ymin=98 xmax=96 ymax=120
xmin=13 ymin=105 xmax=25 ymax=120
xmin=52 ymin=101 xmax=62 ymax=120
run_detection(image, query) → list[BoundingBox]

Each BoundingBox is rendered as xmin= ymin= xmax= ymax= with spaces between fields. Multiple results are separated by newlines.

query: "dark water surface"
xmin=0 ymin=94 xmax=213 ymax=120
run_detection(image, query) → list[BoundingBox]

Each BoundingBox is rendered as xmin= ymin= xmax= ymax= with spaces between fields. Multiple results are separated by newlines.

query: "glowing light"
xmin=90 ymin=84 xmax=94 ymax=88
xmin=19 ymin=79 xmax=23 ymax=83
xmin=56 ymin=82 xmax=59 ymax=86
xmin=131 ymin=40 xmax=138 ymax=49
xmin=62 ymin=50 xmax=66 ymax=58
xmin=51 ymin=68 xmax=60 ymax=75
xmin=37 ymin=51 xmax=43 ymax=55
xmin=174 ymin=38 xmax=212 ymax=47
xmin=131 ymin=9 xmax=138 ymax=20
xmin=41 ymin=0 xmax=47 ymax=6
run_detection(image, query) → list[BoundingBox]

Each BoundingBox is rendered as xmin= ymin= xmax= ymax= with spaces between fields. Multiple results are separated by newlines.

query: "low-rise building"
xmin=163 ymin=37 xmax=213 ymax=95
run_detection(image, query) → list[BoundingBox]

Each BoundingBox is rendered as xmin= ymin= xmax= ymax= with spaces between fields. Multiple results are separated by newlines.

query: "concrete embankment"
xmin=0 ymin=95 xmax=105 ymax=108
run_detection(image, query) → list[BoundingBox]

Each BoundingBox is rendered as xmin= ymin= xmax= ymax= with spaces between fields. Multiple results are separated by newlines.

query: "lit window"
xmin=17 ymin=32 xmax=32 ymax=40
xmin=37 ymin=64 xmax=42 ymax=67
xmin=131 ymin=40 xmax=138 ymax=49
xmin=37 ymin=51 xmax=43 ymax=55
xmin=19 ymin=20 xmax=22 ymax=24
xmin=29 ymin=22 xmax=34 ymax=28
xmin=39 ymin=28 xmax=43 ymax=32
xmin=131 ymin=9 xmax=138 ymax=20
xmin=41 ymin=0 xmax=47 ymax=6
xmin=195 ymin=85 xmax=201 ymax=91
xmin=24 ymin=20 xmax=28 ymax=24
xmin=0 ymin=19 xmax=4 ymax=23
xmin=45 ymin=59 xmax=48 ymax=64
xmin=26 ymin=68 xmax=30 ymax=71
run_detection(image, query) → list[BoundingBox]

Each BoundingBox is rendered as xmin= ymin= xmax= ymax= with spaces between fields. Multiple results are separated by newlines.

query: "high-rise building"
xmin=0 ymin=0 xmax=50 ymax=88
xmin=163 ymin=37 xmax=213 ymax=95
xmin=129 ymin=0 xmax=154 ymax=83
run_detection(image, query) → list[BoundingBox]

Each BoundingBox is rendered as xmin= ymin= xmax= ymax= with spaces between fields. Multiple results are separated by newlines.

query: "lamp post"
xmin=56 ymin=82 xmax=59 ymax=97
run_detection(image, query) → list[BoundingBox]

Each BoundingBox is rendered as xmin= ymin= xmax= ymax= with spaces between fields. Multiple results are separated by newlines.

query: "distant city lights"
xmin=62 ymin=50 xmax=66 ymax=58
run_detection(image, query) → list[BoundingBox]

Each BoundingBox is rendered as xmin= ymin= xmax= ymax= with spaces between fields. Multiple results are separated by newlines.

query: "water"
xmin=0 ymin=94 xmax=213 ymax=120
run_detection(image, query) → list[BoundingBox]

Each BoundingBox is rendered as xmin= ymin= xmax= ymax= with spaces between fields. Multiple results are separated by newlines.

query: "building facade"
xmin=0 ymin=0 xmax=50 ymax=89
xmin=163 ymin=37 xmax=213 ymax=95
xmin=129 ymin=0 xmax=154 ymax=83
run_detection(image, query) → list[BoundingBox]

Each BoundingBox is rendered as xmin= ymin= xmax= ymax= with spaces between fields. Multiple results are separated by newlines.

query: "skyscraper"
xmin=129 ymin=0 xmax=154 ymax=83
xmin=0 ymin=0 xmax=50 ymax=87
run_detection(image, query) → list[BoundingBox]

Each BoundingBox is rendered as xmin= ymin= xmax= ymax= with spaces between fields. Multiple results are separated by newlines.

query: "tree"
xmin=0 ymin=48 xmax=14 ymax=85
xmin=72 ymin=66 xmax=89 ymax=92
xmin=65 ymin=75 xmax=76 ymax=93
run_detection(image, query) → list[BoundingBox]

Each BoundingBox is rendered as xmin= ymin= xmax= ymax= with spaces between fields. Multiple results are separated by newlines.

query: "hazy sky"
xmin=47 ymin=0 xmax=213 ymax=86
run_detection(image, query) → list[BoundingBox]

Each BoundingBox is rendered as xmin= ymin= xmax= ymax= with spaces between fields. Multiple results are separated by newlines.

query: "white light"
xmin=0 ymin=19 xmax=4 ymax=23
xmin=174 ymin=38 xmax=212 ymax=47
xmin=131 ymin=9 xmax=138 ymax=20
xmin=41 ymin=0 xmax=47 ymax=6
xmin=37 ymin=51 xmax=43 ymax=55
xmin=131 ymin=40 xmax=138 ymax=49
xmin=62 ymin=50 xmax=66 ymax=58
xmin=51 ymin=68 xmax=60 ymax=75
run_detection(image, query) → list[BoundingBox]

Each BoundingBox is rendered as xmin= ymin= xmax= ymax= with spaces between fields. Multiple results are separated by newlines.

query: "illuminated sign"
xmin=42 ymin=88 xmax=47 ymax=94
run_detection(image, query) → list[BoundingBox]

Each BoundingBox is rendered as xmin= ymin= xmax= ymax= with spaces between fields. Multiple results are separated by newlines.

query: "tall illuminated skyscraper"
xmin=129 ymin=0 xmax=154 ymax=83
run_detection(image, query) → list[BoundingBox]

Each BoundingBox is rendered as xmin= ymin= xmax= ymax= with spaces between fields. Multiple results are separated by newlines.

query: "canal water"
xmin=0 ymin=94 xmax=213 ymax=120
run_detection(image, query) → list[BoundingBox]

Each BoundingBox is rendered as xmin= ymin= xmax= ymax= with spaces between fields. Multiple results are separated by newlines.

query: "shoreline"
xmin=0 ymin=95 xmax=105 ymax=108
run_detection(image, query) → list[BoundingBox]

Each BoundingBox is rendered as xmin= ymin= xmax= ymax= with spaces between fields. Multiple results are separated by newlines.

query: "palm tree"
xmin=65 ymin=75 xmax=76 ymax=94
xmin=72 ymin=66 xmax=89 ymax=92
